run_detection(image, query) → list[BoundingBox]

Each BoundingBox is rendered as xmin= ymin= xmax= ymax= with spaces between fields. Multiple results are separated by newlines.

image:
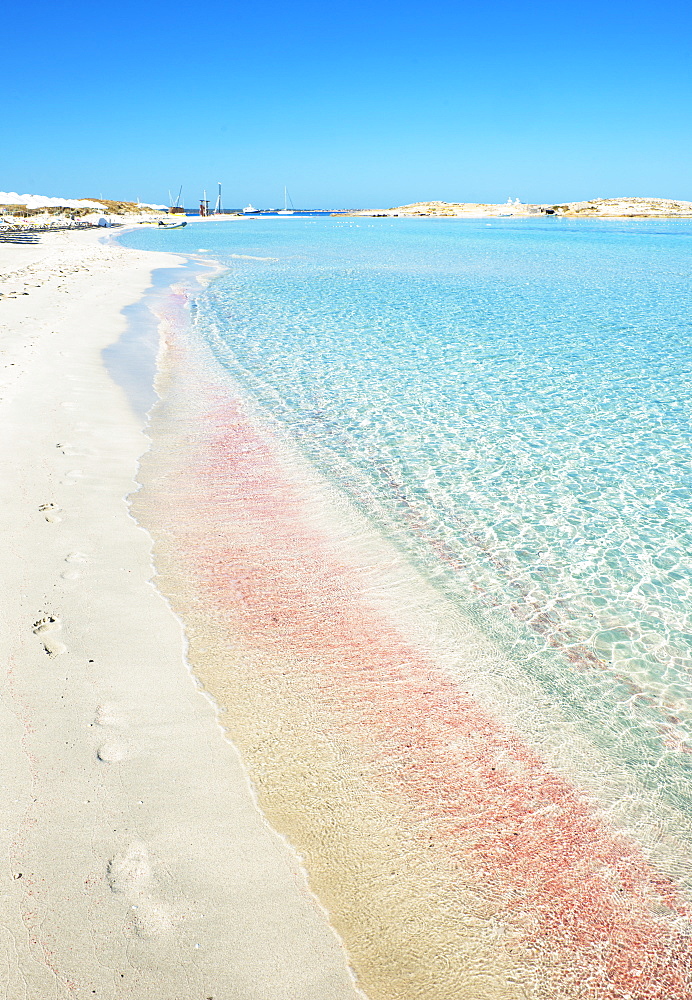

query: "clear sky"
xmin=3 ymin=0 xmax=691 ymax=208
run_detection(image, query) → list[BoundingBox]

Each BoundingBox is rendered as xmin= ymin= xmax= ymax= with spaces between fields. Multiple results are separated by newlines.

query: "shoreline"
xmin=130 ymin=227 xmax=692 ymax=999
xmin=0 ymin=229 xmax=363 ymax=999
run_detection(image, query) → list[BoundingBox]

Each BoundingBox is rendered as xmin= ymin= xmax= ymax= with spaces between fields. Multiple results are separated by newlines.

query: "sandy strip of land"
xmin=0 ymin=229 xmax=363 ymax=1000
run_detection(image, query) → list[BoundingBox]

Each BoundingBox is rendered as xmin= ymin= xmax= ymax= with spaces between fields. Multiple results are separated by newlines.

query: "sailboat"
xmin=277 ymin=186 xmax=294 ymax=215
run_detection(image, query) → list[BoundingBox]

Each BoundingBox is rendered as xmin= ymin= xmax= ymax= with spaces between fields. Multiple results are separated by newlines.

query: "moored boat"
xmin=277 ymin=186 xmax=294 ymax=215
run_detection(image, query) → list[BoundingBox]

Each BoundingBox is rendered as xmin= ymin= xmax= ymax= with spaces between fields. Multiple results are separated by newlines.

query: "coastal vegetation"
xmin=0 ymin=196 xmax=161 ymax=222
xmin=86 ymin=198 xmax=159 ymax=215
xmin=0 ymin=197 xmax=166 ymax=231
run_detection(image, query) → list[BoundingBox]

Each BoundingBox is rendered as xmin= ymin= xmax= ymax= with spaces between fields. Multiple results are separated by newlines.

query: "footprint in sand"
xmin=61 ymin=551 xmax=88 ymax=581
xmin=97 ymin=742 xmax=130 ymax=763
xmin=95 ymin=702 xmax=130 ymax=761
xmin=107 ymin=843 xmax=151 ymax=894
xmin=42 ymin=638 xmax=67 ymax=656
xmin=94 ymin=703 xmax=126 ymax=728
xmin=33 ymin=616 xmax=67 ymax=656
xmin=39 ymin=502 xmax=62 ymax=523
xmin=55 ymin=442 xmax=85 ymax=457
xmin=60 ymin=470 xmax=83 ymax=486
xmin=106 ymin=844 xmax=174 ymax=938
xmin=33 ymin=615 xmax=60 ymax=634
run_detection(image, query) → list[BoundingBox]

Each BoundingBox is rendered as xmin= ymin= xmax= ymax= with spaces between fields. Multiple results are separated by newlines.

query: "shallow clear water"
xmin=122 ymin=217 xmax=692 ymax=814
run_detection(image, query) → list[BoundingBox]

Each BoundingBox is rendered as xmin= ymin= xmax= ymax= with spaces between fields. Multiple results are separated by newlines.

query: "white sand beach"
xmin=0 ymin=229 xmax=363 ymax=1000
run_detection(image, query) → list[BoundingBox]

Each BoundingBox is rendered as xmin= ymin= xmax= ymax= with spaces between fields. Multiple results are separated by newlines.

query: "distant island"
xmin=340 ymin=196 xmax=692 ymax=219
xmin=3 ymin=193 xmax=692 ymax=226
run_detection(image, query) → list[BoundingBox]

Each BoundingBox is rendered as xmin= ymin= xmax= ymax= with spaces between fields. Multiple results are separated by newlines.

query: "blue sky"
xmin=3 ymin=0 xmax=691 ymax=207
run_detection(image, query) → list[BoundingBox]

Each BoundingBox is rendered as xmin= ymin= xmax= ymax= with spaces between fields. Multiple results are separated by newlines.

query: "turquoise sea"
xmin=121 ymin=217 xmax=692 ymax=826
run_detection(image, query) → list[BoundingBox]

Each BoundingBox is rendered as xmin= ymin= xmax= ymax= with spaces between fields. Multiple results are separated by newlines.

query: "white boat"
xmin=277 ymin=186 xmax=294 ymax=215
xmin=243 ymin=204 xmax=259 ymax=214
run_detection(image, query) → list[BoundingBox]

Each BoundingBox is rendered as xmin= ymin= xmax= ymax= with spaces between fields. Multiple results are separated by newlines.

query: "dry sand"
xmin=0 ymin=229 xmax=363 ymax=1000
